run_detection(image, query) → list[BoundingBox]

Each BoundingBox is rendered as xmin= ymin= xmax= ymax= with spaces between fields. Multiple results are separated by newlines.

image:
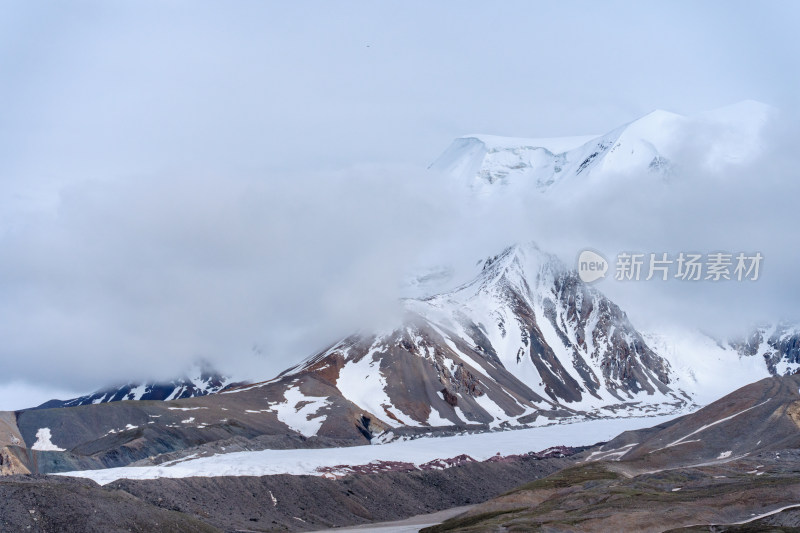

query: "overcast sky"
xmin=1 ymin=1 xmax=798 ymax=409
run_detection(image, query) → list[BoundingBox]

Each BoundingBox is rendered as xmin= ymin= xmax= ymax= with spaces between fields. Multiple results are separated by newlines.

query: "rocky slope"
xmin=9 ymin=376 xmax=800 ymax=533
xmin=2 ymin=378 xmax=371 ymax=475
xmin=278 ymin=242 xmax=684 ymax=440
xmin=0 ymin=474 xmax=218 ymax=533
xmin=590 ymin=373 xmax=800 ymax=474
xmin=109 ymin=452 xmax=576 ymax=532
xmin=424 ymin=374 xmax=800 ymax=532
xmin=0 ymin=451 xmax=578 ymax=533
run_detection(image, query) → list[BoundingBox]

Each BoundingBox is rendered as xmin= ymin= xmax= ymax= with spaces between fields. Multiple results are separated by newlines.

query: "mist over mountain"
xmin=2 ymin=6 xmax=800 ymax=532
xmin=425 ymin=103 xmax=800 ymax=339
xmin=2 ymin=3 xmax=799 ymax=408
xmin=0 ymin=101 xmax=798 ymax=409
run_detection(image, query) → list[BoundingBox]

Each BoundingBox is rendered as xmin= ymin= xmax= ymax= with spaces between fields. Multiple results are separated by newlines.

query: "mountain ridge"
xmin=33 ymin=363 xmax=240 ymax=410
xmin=430 ymin=100 xmax=773 ymax=193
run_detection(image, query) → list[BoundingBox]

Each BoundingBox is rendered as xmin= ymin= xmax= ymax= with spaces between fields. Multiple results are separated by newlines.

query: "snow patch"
xmin=584 ymin=442 xmax=638 ymax=462
xmin=58 ymin=414 xmax=677 ymax=484
xmin=426 ymin=405 xmax=453 ymax=427
xmin=31 ymin=428 xmax=65 ymax=451
xmin=665 ymin=399 xmax=771 ymax=449
xmin=270 ymin=386 xmax=330 ymax=437
xmin=336 ymin=345 xmax=420 ymax=427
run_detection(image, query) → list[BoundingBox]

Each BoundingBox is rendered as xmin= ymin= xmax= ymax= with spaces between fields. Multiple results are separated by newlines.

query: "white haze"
xmin=0 ymin=165 xmax=461 ymax=394
xmin=2 ymin=114 xmax=798 ymax=403
xmin=0 ymin=1 xmax=799 ymax=407
xmin=429 ymin=113 xmax=800 ymax=339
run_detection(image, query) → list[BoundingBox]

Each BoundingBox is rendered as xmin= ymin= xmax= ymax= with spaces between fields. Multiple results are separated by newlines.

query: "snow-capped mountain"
xmin=732 ymin=323 xmax=800 ymax=376
xmin=275 ymin=242 xmax=687 ymax=437
xmin=6 ymin=242 xmax=799 ymax=477
xmin=642 ymin=327 xmax=773 ymax=407
xmin=269 ymin=241 xmax=798 ymax=439
xmin=35 ymin=363 xmax=236 ymax=409
xmin=430 ymin=100 xmax=772 ymax=194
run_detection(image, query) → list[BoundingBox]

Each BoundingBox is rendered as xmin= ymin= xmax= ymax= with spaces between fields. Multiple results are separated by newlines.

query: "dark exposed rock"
xmin=109 ymin=452 xmax=575 ymax=532
xmin=0 ymin=475 xmax=219 ymax=533
xmin=441 ymin=388 xmax=458 ymax=407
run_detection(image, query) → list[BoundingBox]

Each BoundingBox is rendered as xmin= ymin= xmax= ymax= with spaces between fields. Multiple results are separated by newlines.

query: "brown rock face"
xmin=0 ymin=447 xmax=30 ymax=475
xmin=441 ymin=389 xmax=458 ymax=407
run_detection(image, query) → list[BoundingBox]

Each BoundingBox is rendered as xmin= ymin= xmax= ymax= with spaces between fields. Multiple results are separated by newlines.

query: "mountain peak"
xmin=459 ymin=133 xmax=598 ymax=154
xmin=634 ymin=108 xmax=685 ymax=122
xmin=433 ymin=101 xmax=772 ymax=193
xmin=483 ymin=241 xmax=562 ymax=280
xmin=442 ymin=242 xmax=565 ymax=305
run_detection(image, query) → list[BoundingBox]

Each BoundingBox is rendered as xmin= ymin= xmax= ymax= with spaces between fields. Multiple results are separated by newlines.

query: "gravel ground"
xmin=110 ymin=453 xmax=575 ymax=531
xmin=0 ymin=452 xmax=575 ymax=532
xmin=0 ymin=474 xmax=219 ymax=532
xmin=307 ymin=506 xmax=474 ymax=533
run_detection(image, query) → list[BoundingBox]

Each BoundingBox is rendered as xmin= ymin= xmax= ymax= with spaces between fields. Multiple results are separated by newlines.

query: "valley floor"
xmin=307 ymin=506 xmax=474 ymax=533
xmin=58 ymin=413 xmax=680 ymax=484
xmin=35 ymin=452 xmax=573 ymax=532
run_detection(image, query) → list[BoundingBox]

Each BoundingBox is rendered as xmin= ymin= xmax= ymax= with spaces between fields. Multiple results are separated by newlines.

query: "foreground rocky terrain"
xmin=424 ymin=453 xmax=800 ymax=532
xmin=424 ymin=374 xmax=800 ymax=532
xmin=0 ymin=474 xmax=218 ymax=533
xmin=8 ymin=375 xmax=800 ymax=532
xmin=0 ymin=451 xmax=577 ymax=532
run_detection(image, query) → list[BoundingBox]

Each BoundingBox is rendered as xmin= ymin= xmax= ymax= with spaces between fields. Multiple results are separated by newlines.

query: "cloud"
xmin=0 ymin=381 xmax=84 ymax=412
xmin=436 ymin=111 xmax=800 ymax=338
xmin=2 ymin=107 xmax=797 ymax=401
xmin=0 ymin=164 xmax=464 ymax=393
xmin=1 ymin=2 xmax=799 ymax=403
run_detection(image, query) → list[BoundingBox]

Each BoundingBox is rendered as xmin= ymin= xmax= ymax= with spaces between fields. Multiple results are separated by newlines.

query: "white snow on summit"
xmin=430 ymin=101 xmax=774 ymax=194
